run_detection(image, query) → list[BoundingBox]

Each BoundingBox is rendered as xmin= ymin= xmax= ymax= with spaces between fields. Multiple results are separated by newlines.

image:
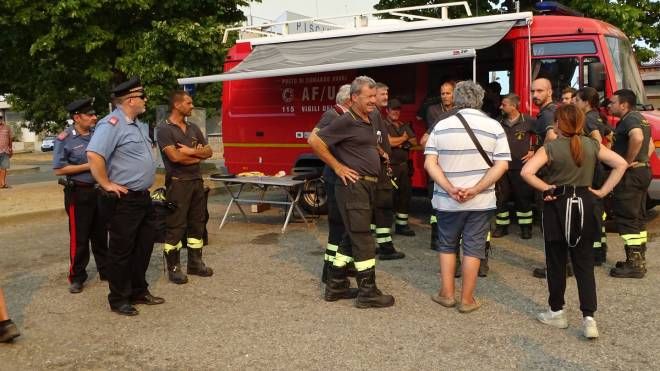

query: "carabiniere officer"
xmin=53 ymin=98 xmax=108 ymax=294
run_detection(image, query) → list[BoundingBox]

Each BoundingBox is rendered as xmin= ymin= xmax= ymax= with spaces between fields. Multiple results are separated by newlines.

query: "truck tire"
xmin=299 ymin=178 xmax=328 ymax=215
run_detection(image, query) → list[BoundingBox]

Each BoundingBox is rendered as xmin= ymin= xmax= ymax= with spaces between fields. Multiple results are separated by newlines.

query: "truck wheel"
xmin=299 ymin=178 xmax=328 ymax=215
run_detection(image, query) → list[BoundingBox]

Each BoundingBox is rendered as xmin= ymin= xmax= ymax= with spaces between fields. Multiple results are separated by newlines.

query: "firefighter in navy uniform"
xmin=530 ymin=78 xmax=572 ymax=279
xmin=309 ymin=75 xmax=395 ymax=308
xmin=156 ymin=90 xmax=214 ymax=284
xmin=87 ymin=77 xmax=165 ymax=316
xmin=386 ymin=98 xmax=417 ymax=237
xmin=608 ymin=89 xmax=652 ymax=279
xmin=576 ymin=87 xmax=612 ymax=265
xmin=53 ymin=98 xmax=108 ymax=294
xmin=492 ymin=93 xmax=535 ymax=240
xmin=309 ymin=84 xmax=352 ymax=283
xmin=372 ymin=83 xmax=405 ymax=260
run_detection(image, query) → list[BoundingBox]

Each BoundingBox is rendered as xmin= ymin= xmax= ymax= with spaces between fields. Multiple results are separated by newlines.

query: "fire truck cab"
xmin=180 ymin=2 xmax=660 ymax=213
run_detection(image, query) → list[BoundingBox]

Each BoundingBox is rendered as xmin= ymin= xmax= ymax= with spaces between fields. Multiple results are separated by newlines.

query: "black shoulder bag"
xmin=455 ymin=112 xmax=493 ymax=167
xmin=455 ymin=112 xmax=503 ymax=199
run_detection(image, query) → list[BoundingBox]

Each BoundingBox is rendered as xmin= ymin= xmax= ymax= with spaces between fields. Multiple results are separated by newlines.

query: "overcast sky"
xmin=240 ymin=0 xmax=380 ymax=24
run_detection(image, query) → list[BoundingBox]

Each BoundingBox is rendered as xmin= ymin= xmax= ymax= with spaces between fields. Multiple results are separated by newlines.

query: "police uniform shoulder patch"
xmin=57 ymin=131 xmax=68 ymax=141
xmin=109 ymin=116 xmax=119 ymax=125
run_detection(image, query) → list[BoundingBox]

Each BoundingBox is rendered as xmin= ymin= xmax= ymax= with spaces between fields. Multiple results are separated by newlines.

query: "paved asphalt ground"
xmin=1 ymin=185 xmax=659 ymax=369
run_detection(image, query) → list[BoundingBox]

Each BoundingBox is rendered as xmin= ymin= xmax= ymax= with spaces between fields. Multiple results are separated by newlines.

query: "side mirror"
xmin=641 ymin=104 xmax=655 ymax=111
xmin=587 ymin=62 xmax=605 ymax=91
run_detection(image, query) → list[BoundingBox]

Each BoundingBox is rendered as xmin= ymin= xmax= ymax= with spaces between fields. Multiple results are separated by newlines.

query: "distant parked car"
xmin=41 ymin=136 xmax=55 ymax=151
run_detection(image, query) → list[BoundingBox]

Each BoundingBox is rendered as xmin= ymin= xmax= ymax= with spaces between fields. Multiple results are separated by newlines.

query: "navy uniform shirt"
xmin=315 ymin=105 xmax=344 ymax=184
xmin=87 ymin=107 xmax=156 ymax=191
xmin=386 ymin=119 xmax=415 ymax=165
xmin=52 ymin=126 xmax=96 ymax=184
xmin=156 ymin=119 xmax=207 ymax=180
xmin=613 ymin=110 xmax=651 ymax=164
xmin=534 ymin=102 xmax=557 ymax=146
xmin=317 ymin=109 xmax=380 ymax=177
xmin=499 ymin=114 xmax=534 ymax=170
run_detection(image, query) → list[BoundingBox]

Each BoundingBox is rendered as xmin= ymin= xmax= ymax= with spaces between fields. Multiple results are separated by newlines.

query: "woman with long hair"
xmin=521 ymin=104 xmax=627 ymax=339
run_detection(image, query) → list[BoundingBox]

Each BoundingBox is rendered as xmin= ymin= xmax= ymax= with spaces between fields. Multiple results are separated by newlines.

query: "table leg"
xmin=281 ymin=185 xmax=308 ymax=233
xmin=219 ymin=183 xmax=248 ymax=230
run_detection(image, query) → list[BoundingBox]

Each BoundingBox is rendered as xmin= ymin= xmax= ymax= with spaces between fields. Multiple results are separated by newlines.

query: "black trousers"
xmin=334 ymin=180 xmax=376 ymax=268
xmin=165 ymin=179 xmax=206 ymax=248
xmin=613 ymin=167 xmax=652 ymax=240
xmin=495 ymin=170 xmax=534 ymax=226
xmin=545 ymin=240 xmax=597 ymax=317
xmin=101 ymin=192 xmax=156 ymax=308
xmin=64 ymin=186 xmax=108 ymax=283
xmin=391 ymin=162 xmax=411 ymax=215
xmin=324 ymin=170 xmax=346 ymax=252
xmin=543 ymin=188 xmax=597 ymax=317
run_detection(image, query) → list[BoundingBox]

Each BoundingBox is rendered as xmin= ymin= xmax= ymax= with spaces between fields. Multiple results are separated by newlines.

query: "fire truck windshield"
xmin=605 ymin=36 xmax=649 ymax=104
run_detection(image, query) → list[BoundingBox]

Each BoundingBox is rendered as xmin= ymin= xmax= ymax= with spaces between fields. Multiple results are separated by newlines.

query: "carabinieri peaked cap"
xmin=111 ymin=77 xmax=143 ymax=98
xmin=66 ymin=97 xmax=96 ymax=115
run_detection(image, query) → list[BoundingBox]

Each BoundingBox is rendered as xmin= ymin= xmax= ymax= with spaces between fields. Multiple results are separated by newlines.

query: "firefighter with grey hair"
xmin=424 ymin=80 xmax=510 ymax=312
xmin=309 ymin=76 xmax=395 ymax=308
xmin=309 ymin=83 xmax=353 ymax=284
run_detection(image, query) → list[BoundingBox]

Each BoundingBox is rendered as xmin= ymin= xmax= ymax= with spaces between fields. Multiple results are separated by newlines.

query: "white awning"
xmin=179 ymin=19 xmax=518 ymax=85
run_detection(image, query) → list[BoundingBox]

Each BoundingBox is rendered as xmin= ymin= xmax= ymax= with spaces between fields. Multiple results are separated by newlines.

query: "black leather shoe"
xmin=131 ymin=293 xmax=165 ymax=305
xmin=111 ymin=304 xmax=139 ymax=316
xmin=68 ymin=281 xmax=83 ymax=294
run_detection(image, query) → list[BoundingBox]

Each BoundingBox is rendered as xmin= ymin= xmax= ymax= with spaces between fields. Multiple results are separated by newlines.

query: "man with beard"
xmin=157 ymin=91 xmax=214 ymax=284
xmin=87 ymin=77 xmax=164 ymax=316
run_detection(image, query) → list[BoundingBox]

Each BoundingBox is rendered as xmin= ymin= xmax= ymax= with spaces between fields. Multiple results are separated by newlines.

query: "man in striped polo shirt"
xmin=424 ymin=81 xmax=510 ymax=313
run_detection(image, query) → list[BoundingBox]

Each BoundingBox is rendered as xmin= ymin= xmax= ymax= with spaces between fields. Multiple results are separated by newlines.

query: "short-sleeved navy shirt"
xmin=534 ymin=102 xmax=557 ymax=145
xmin=499 ymin=114 xmax=534 ymax=170
xmin=86 ymin=107 xmax=156 ymax=191
xmin=386 ymin=119 xmax=415 ymax=165
xmin=315 ymin=106 xmax=344 ymax=183
xmin=317 ymin=109 xmax=380 ymax=177
xmin=52 ymin=126 xmax=95 ymax=184
xmin=613 ymin=111 xmax=651 ymax=163
xmin=156 ymin=120 xmax=207 ymax=180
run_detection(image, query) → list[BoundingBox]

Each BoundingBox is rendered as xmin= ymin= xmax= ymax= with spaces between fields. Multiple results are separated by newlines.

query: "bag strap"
xmin=456 ymin=112 xmax=493 ymax=167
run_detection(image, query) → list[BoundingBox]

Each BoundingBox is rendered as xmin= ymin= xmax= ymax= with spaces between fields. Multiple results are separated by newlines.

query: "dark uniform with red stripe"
xmin=53 ymin=126 xmax=108 ymax=284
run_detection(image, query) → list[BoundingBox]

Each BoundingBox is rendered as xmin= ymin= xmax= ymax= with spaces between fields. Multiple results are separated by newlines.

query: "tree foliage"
xmin=0 ymin=0 xmax=250 ymax=133
xmin=374 ymin=0 xmax=659 ymax=62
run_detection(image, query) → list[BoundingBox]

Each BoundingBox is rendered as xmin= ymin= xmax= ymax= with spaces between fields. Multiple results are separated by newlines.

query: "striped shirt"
xmin=424 ymin=108 xmax=511 ymax=211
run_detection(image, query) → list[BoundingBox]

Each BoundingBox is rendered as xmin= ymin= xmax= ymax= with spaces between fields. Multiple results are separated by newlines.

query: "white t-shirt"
xmin=424 ymin=108 xmax=511 ymax=211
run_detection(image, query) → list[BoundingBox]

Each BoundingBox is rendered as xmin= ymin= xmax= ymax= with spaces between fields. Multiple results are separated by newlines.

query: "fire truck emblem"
xmin=282 ymin=88 xmax=294 ymax=103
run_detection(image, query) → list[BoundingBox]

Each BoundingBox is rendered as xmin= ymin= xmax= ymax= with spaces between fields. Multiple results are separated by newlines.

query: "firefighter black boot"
xmin=520 ymin=225 xmax=532 ymax=240
xmin=378 ymin=242 xmax=405 ymax=260
xmin=355 ymin=268 xmax=395 ymax=308
xmin=492 ymin=225 xmax=508 ymax=238
xmin=164 ymin=249 xmax=188 ymax=284
xmin=324 ymin=265 xmax=358 ymax=301
xmin=321 ymin=260 xmax=331 ymax=284
xmin=187 ymin=248 xmax=214 ymax=277
xmin=610 ymin=246 xmax=646 ymax=278
xmin=395 ymin=224 xmax=416 ymax=237
xmin=478 ymin=244 xmax=490 ymax=277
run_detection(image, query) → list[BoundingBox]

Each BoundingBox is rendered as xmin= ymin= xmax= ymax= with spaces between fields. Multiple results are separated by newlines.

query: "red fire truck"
xmin=180 ymin=2 xmax=660 ymax=213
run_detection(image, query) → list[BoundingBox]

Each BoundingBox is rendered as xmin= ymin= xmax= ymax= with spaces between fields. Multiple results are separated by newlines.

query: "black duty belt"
xmin=72 ymin=180 xmax=95 ymax=188
xmin=126 ymin=189 xmax=150 ymax=197
xmin=358 ymin=175 xmax=378 ymax=183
